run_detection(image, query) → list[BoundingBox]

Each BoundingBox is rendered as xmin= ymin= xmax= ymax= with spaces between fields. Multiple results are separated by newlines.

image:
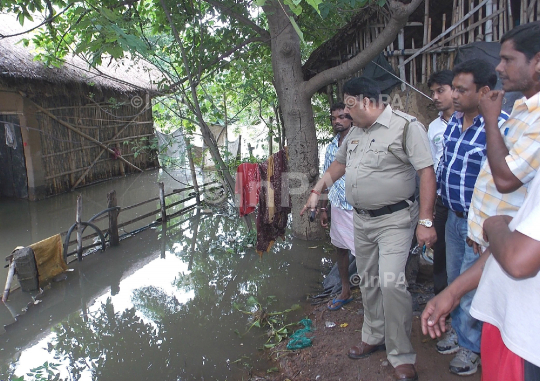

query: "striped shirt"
xmin=324 ymin=133 xmax=353 ymax=210
xmin=468 ymin=92 xmax=540 ymax=246
xmin=437 ymin=111 xmax=509 ymax=212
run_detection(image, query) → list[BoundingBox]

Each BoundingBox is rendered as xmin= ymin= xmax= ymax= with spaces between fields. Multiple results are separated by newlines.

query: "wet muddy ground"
xmin=263 ymin=292 xmax=482 ymax=381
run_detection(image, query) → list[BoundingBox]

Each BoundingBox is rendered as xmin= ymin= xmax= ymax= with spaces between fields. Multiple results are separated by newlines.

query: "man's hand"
xmin=300 ymin=192 xmax=320 ymax=216
xmin=466 ymin=237 xmax=483 ymax=255
xmin=479 ymin=90 xmax=505 ymax=126
xmin=416 ymin=225 xmax=437 ymax=249
xmin=421 ymin=288 xmax=460 ymax=339
xmin=320 ymin=210 xmax=328 ymax=227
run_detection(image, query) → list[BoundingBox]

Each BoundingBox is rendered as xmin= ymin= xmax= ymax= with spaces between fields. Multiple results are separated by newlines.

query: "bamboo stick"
xmin=427 ymin=18 xmax=432 ymax=79
xmin=398 ymin=28 xmax=406 ymax=91
xmin=77 ymin=195 xmax=83 ymax=261
xmin=43 ymin=153 xmax=138 ymax=180
xmin=469 ymin=1 xmax=475 ymax=43
xmin=410 ymin=39 xmax=416 ymax=86
xmin=422 ymin=0 xmax=430 ymax=83
xmin=508 ymin=0 xmax=514 ymax=32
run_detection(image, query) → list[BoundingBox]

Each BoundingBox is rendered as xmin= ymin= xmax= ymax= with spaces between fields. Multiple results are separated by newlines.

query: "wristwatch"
xmin=418 ymin=219 xmax=433 ymax=228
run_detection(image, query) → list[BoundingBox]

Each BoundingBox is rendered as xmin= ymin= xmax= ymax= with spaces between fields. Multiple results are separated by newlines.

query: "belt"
xmin=354 ymin=195 xmax=416 ymax=217
xmin=454 ymin=210 xmax=468 ymax=218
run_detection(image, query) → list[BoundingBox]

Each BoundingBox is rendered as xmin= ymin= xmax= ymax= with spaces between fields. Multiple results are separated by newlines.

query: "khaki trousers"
xmin=354 ymin=201 xmax=418 ymax=367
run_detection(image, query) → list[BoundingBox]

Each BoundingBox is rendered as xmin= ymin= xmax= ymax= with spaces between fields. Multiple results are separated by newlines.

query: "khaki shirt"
xmin=335 ymin=105 xmax=433 ymax=209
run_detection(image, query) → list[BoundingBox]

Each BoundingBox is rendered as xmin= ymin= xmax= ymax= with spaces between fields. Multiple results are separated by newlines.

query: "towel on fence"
xmin=235 ymin=163 xmax=260 ymax=217
xmin=29 ymin=234 xmax=67 ymax=283
xmin=256 ymin=149 xmax=291 ymax=254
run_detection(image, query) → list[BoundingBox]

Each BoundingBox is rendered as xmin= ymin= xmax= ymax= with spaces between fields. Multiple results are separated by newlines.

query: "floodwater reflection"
xmin=0 ymin=207 xmax=332 ymax=380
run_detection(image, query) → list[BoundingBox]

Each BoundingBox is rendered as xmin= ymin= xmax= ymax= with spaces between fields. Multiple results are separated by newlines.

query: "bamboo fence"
xmin=331 ymin=0 xmax=539 ymax=94
xmin=34 ymin=90 xmax=158 ymax=196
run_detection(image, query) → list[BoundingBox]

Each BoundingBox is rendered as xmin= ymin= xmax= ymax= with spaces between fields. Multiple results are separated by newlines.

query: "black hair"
xmin=501 ymin=21 xmax=540 ymax=60
xmin=330 ymin=102 xmax=346 ymax=113
xmin=428 ymin=70 xmax=454 ymax=88
xmin=342 ymin=77 xmax=381 ymax=102
xmin=453 ymin=59 xmax=498 ymax=91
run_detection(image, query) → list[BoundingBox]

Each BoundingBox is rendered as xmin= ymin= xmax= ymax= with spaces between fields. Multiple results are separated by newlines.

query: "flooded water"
xmin=0 ymin=170 xmax=333 ymax=380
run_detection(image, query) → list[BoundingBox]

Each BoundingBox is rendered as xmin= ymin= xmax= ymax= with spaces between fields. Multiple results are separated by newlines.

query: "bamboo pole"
xmin=422 ymin=0 xmax=430 ymax=83
xmin=398 ymin=28 xmax=406 ymax=91
xmin=159 ymin=182 xmax=167 ymax=223
xmin=108 ymin=190 xmax=119 ymax=246
xmin=410 ymin=39 xmax=416 ymax=86
xmin=469 ymin=1 xmax=475 ymax=43
xmin=508 ymin=0 xmax=514 ymax=32
xmin=427 ymin=18 xmax=432 ymax=79
xmin=26 ymin=97 xmax=143 ymax=174
xmin=76 ymin=195 xmax=83 ymax=261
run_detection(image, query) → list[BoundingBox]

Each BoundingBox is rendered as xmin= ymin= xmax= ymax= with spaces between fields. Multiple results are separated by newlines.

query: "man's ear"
xmin=479 ymin=85 xmax=491 ymax=96
xmin=534 ymin=52 xmax=540 ymax=75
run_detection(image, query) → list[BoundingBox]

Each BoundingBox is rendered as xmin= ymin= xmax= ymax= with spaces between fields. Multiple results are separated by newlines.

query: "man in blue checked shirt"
xmin=435 ymin=59 xmax=510 ymax=376
xmin=319 ymin=102 xmax=356 ymax=310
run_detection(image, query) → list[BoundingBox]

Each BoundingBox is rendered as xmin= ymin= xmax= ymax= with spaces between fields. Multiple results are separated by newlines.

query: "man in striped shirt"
xmin=319 ymin=102 xmax=356 ymax=310
xmin=435 ymin=59 xmax=509 ymax=376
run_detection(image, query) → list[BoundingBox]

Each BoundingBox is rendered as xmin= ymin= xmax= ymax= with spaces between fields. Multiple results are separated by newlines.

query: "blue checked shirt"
xmin=437 ymin=111 xmax=509 ymax=212
xmin=324 ymin=134 xmax=353 ymax=210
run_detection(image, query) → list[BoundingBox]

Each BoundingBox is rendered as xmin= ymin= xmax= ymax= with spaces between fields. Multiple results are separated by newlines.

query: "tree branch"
xmin=0 ymin=4 xmax=74 ymax=39
xmin=302 ymin=0 xmax=423 ymax=97
xmin=202 ymin=0 xmax=271 ymax=44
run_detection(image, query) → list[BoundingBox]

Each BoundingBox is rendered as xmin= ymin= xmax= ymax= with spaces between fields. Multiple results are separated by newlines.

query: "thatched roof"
xmin=0 ymin=14 xmax=159 ymax=94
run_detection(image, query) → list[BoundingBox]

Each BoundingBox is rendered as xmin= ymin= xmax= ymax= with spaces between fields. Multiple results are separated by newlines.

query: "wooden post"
xmin=108 ymin=190 xmax=119 ymax=247
xmin=159 ymin=182 xmax=167 ymax=223
xmin=76 ymin=195 xmax=83 ymax=261
xmin=398 ymin=28 xmax=406 ymax=91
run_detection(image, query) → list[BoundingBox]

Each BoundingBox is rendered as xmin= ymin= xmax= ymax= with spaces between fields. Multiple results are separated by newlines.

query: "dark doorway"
xmin=0 ymin=115 xmax=28 ymax=198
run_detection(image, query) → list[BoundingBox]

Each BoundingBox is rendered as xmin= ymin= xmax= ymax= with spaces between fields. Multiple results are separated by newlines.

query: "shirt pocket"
xmin=346 ymin=142 xmax=359 ymax=166
xmin=364 ymin=143 xmax=388 ymax=168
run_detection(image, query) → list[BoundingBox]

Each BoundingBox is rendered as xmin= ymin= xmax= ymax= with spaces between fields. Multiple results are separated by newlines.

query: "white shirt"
xmin=470 ymin=170 xmax=540 ymax=367
xmin=427 ymin=112 xmax=448 ymax=172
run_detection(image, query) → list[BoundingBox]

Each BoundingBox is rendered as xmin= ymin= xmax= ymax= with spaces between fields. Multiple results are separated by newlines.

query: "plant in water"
xmin=233 ymin=295 xmax=301 ymax=349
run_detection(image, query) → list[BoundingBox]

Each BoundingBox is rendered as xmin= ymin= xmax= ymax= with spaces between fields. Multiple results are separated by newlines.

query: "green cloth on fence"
xmin=286 ymin=318 xmax=313 ymax=350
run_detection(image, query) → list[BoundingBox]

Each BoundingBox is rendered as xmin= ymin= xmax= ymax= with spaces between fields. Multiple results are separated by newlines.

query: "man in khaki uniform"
xmin=302 ymin=77 xmax=437 ymax=381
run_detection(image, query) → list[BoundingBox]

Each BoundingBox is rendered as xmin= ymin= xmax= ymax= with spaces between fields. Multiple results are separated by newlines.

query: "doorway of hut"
xmin=0 ymin=115 xmax=28 ymax=199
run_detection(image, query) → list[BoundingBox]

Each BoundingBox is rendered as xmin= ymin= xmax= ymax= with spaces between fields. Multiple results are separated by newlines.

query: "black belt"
xmin=454 ymin=210 xmax=468 ymax=218
xmin=354 ymin=195 xmax=416 ymax=217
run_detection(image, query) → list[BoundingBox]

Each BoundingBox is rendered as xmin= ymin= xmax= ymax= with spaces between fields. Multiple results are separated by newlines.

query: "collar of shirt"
xmin=524 ymin=91 xmax=540 ymax=112
xmin=447 ymin=111 xmax=485 ymax=136
xmin=367 ymin=104 xmax=393 ymax=130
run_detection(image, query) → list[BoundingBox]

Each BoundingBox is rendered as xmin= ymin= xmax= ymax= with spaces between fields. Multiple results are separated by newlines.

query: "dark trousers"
xmin=433 ymin=196 xmax=448 ymax=295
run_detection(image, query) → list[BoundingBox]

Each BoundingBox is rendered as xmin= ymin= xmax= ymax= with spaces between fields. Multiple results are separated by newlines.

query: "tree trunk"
xmin=265 ymin=1 xmax=325 ymax=240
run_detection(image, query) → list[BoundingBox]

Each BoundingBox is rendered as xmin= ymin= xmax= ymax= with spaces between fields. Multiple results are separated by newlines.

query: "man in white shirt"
xmin=427 ymin=70 xmax=454 ymax=295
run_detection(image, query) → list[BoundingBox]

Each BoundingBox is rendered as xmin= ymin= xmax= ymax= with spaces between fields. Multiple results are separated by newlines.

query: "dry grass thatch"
xmin=0 ymin=14 xmax=159 ymax=94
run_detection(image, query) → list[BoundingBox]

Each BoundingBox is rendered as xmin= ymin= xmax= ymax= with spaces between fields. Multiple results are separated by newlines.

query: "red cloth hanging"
xmin=235 ymin=163 xmax=260 ymax=217
xmin=256 ymin=149 xmax=291 ymax=255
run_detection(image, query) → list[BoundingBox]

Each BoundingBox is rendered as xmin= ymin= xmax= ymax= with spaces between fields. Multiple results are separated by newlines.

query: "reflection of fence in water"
xmin=62 ymin=181 xmax=221 ymax=262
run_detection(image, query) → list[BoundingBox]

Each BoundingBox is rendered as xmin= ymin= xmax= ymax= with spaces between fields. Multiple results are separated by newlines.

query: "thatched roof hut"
xmin=0 ymin=15 xmax=159 ymax=200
